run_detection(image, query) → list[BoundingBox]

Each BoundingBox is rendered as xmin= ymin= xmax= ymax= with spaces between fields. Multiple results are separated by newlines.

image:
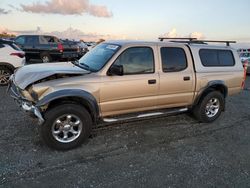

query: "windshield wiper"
xmin=80 ymin=63 xmax=91 ymax=71
xmin=71 ymin=60 xmax=80 ymax=66
xmin=71 ymin=60 xmax=91 ymax=71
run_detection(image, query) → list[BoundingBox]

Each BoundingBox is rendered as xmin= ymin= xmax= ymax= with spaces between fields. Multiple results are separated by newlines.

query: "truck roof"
xmin=106 ymin=40 xmax=235 ymax=50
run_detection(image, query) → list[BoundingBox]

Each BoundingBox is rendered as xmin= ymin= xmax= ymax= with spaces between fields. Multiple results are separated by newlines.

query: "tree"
xmin=0 ymin=32 xmax=16 ymax=38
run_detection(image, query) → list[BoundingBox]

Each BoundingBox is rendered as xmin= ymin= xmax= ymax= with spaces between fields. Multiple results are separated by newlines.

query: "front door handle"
xmin=183 ymin=76 xmax=190 ymax=81
xmin=148 ymin=79 xmax=156 ymax=84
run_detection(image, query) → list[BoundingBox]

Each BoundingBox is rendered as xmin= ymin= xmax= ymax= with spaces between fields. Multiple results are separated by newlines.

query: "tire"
xmin=41 ymin=103 xmax=92 ymax=150
xmin=40 ymin=53 xmax=52 ymax=63
xmin=193 ymin=91 xmax=224 ymax=123
xmin=0 ymin=66 xmax=13 ymax=86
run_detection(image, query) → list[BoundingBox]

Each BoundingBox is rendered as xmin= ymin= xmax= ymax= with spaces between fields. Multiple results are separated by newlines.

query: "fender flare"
xmin=36 ymin=89 xmax=100 ymax=122
xmin=193 ymin=80 xmax=228 ymax=107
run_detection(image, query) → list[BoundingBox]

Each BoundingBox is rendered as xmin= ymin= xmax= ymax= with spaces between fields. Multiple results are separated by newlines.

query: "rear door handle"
xmin=183 ymin=76 xmax=190 ymax=81
xmin=148 ymin=79 xmax=157 ymax=84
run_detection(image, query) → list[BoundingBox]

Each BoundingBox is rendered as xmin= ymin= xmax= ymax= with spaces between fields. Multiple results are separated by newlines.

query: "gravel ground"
xmin=0 ymin=77 xmax=249 ymax=188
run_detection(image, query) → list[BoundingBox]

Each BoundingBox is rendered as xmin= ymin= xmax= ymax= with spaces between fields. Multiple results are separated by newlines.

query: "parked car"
xmin=14 ymin=35 xmax=79 ymax=63
xmin=8 ymin=39 xmax=244 ymax=150
xmin=0 ymin=39 xmax=25 ymax=86
xmin=62 ymin=39 xmax=88 ymax=59
xmin=238 ymin=50 xmax=250 ymax=74
xmin=85 ymin=42 xmax=96 ymax=51
xmin=77 ymin=41 xmax=89 ymax=57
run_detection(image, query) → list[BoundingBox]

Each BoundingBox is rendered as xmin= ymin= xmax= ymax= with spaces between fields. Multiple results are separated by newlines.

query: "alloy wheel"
xmin=0 ymin=69 xmax=11 ymax=85
xmin=51 ymin=114 xmax=83 ymax=143
xmin=42 ymin=56 xmax=50 ymax=63
xmin=205 ymin=98 xmax=220 ymax=118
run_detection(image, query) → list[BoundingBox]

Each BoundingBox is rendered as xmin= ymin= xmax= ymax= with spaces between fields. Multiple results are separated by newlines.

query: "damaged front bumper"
xmin=7 ymin=78 xmax=45 ymax=124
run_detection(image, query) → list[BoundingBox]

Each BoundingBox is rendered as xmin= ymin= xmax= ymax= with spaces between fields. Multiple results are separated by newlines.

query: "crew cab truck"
xmin=14 ymin=35 xmax=79 ymax=63
xmin=8 ymin=39 xmax=244 ymax=150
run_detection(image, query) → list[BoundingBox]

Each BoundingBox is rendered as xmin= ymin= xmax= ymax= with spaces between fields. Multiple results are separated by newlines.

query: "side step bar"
xmin=103 ymin=107 xmax=188 ymax=123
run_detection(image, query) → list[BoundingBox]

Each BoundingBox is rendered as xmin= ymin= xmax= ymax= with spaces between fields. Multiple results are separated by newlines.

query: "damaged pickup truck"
xmin=8 ymin=40 xmax=244 ymax=150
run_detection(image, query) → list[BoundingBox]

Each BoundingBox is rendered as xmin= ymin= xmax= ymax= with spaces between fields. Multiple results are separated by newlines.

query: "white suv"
xmin=0 ymin=39 xmax=25 ymax=85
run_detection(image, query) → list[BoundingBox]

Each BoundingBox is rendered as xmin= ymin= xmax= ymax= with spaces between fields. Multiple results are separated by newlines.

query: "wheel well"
xmin=40 ymin=52 xmax=50 ymax=57
xmin=47 ymin=97 xmax=96 ymax=123
xmin=208 ymin=84 xmax=227 ymax=98
xmin=194 ymin=84 xmax=227 ymax=110
xmin=0 ymin=63 xmax=15 ymax=72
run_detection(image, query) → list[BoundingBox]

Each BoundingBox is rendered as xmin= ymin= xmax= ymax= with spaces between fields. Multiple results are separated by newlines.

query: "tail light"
xmin=58 ymin=43 xmax=64 ymax=53
xmin=10 ymin=52 xmax=25 ymax=58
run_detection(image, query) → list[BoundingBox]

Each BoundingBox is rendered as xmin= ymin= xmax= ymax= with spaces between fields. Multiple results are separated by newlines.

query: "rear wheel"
xmin=193 ymin=91 xmax=224 ymax=123
xmin=40 ymin=53 xmax=52 ymax=63
xmin=41 ymin=104 xmax=92 ymax=150
xmin=0 ymin=66 xmax=13 ymax=86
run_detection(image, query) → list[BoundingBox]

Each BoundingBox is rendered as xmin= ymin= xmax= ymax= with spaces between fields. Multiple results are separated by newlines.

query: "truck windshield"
xmin=79 ymin=43 xmax=120 ymax=72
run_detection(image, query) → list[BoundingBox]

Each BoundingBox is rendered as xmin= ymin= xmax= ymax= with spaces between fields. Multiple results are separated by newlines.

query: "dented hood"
xmin=14 ymin=62 xmax=89 ymax=89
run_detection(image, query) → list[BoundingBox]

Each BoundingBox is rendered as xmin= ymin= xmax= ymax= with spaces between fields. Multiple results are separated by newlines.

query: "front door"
xmin=100 ymin=47 xmax=159 ymax=117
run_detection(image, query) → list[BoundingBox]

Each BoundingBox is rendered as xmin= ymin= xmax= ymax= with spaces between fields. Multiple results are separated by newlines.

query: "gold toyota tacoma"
xmin=8 ymin=39 xmax=244 ymax=150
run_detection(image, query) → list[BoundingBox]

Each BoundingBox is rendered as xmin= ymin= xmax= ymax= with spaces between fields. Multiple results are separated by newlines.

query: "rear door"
xmin=157 ymin=44 xmax=195 ymax=108
xmin=100 ymin=46 xmax=159 ymax=117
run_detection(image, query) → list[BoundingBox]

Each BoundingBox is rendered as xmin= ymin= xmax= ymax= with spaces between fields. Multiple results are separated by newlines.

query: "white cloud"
xmin=160 ymin=28 xmax=206 ymax=40
xmin=162 ymin=28 xmax=178 ymax=38
xmin=0 ymin=8 xmax=10 ymax=15
xmin=189 ymin=32 xmax=205 ymax=39
xmin=20 ymin=0 xmax=112 ymax=17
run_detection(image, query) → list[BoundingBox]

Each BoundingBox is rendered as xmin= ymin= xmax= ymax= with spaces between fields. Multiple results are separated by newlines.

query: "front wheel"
xmin=193 ymin=91 xmax=224 ymax=123
xmin=0 ymin=66 xmax=13 ymax=86
xmin=41 ymin=104 xmax=92 ymax=150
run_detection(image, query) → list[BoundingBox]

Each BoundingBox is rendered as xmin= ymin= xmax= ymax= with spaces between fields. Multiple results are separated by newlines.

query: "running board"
xmin=103 ymin=107 xmax=188 ymax=123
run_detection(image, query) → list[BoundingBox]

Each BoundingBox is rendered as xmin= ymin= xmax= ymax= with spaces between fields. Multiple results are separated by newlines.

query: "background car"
xmin=77 ymin=41 xmax=89 ymax=58
xmin=0 ymin=39 xmax=25 ymax=85
xmin=14 ymin=35 xmax=79 ymax=63
xmin=62 ymin=39 xmax=88 ymax=59
xmin=238 ymin=49 xmax=250 ymax=74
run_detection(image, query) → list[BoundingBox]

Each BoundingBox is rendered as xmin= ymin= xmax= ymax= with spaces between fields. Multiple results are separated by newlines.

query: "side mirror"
xmin=107 ymin=65 xmax=124 ymax=76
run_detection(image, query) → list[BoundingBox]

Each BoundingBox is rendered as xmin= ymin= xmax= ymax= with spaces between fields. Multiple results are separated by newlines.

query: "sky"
xmin=0 ymin=0 xmax=250 ymax=44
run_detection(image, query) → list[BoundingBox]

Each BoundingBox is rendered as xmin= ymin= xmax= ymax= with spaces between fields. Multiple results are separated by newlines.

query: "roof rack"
xmin=158 ymin=37 xmax=236 ymax=46
xmin=158 ymin=37 xmax=197 ymax=42
xmin=194 ymin=40 xmax=236 ymax=46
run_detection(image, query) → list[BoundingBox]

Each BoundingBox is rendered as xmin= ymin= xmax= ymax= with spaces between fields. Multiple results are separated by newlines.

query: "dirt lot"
xmin=0 ymin=77 xmax=250 ymax=188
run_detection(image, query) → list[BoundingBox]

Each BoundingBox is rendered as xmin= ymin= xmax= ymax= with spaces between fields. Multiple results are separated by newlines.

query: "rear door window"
xmin=199 ymin=49 xmax=235 ymax=66
xmin=160 ymin=47 xmax=187 ymax=72
xmin=26 ymin=36 xmax=39 ymax=45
